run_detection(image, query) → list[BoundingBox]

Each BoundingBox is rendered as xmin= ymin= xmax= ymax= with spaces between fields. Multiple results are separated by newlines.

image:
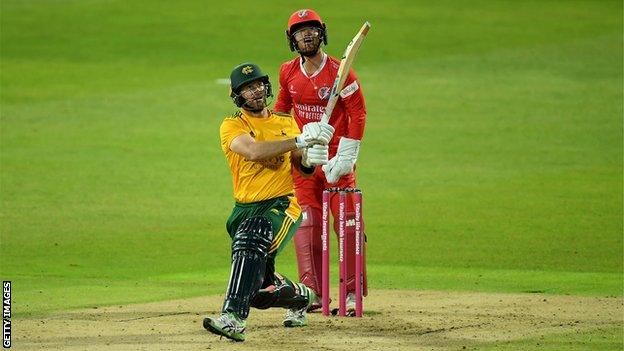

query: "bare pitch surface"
xmin=14 ymin=290 xmax=622 ymax=350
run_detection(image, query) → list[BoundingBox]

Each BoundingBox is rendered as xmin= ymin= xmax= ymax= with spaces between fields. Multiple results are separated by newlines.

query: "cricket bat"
xmin=320 ymin=21 xmax=371 ymax=124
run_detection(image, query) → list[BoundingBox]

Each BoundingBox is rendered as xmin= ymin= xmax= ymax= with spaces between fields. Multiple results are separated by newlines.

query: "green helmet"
xmin=230 ymin=63 xmax=269 ymax=92
xmin=229 ymin=62 xmax=273 ymax=108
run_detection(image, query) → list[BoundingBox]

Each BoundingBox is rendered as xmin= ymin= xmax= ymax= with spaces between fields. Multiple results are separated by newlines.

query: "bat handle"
xmin=321 ymin=102 xmax=336 ymax=124
xmin=320 ymin=112 xmax=329 ymax=124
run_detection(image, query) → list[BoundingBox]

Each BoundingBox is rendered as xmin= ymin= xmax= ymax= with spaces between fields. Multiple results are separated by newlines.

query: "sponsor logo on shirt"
xmin=245 ymin=155 xmax=286 ymax=171
xmin=294 ymin=103 xmax=325 ymax=121
xmin=340 ymin=80 xmax=359 ymax=98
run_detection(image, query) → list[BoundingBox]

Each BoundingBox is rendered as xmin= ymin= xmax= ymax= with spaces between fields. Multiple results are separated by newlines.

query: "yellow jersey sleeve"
xmin=220 ymin=114 xmax=249 ymax=153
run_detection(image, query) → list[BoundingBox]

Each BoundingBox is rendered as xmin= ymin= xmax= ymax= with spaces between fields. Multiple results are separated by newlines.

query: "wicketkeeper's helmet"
xmin=229 ymin=62 xmax=273 ymax=108
xmin=286 ymin=9 xmax=328 ymax=52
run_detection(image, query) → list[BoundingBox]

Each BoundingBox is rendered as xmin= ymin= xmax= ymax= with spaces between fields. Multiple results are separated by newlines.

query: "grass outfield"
xmin=1 ymin=0 xmax=622 ymax=348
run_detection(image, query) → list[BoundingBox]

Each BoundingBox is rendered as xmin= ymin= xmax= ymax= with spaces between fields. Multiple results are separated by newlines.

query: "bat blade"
xmin=320 ymin=21 xmax=371 ymax=124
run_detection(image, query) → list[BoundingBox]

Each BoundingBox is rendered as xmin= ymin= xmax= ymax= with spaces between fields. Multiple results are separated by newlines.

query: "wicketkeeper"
xmin=202 ymin=62 xmax=334 ymax=341
xmin=275 ymin=9 xmax=369 ymax=315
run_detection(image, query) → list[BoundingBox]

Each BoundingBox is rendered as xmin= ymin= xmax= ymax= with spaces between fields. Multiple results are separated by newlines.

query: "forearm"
xmin=242 ymin=138 xmax=298 ymax=161
xmin=346 ymin=111 xmax=366 ymax=140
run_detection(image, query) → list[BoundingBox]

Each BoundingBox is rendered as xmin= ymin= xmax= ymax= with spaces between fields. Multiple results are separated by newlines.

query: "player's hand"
xmin=302 ymin=144 xmax=329 ymax=167
xmin=295 ymin=122 xmax=335 ymax=148
xmin=322 ymin=137 xmax=360 ymax=184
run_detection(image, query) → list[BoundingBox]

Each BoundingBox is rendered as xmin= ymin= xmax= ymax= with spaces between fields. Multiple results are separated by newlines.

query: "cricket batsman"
xmin=275 ymin=9 xmax=368 ymax=315
xmin=203 ymin=62 xmax=335 ymax=341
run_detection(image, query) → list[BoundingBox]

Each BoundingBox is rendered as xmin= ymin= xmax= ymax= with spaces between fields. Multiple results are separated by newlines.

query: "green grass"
xmin=1 ymin=1 xmax=622 ymax=346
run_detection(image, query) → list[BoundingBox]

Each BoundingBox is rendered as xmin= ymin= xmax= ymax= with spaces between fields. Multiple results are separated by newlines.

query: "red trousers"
xmin=292 ymin=166 xmax=368 ymax=297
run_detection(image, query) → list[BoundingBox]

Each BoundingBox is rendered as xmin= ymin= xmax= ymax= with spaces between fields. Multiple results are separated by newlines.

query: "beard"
xmin=297 ymin=37 xmax=321 ymax=57
xmin=243 ymin=96 xmax=266 ymax=112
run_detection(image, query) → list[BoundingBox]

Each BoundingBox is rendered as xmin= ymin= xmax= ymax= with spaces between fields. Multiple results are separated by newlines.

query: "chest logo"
xmin=318 ymin=86 xmax=331 ymax=100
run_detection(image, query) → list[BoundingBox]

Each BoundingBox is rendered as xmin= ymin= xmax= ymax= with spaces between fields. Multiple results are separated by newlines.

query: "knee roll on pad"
xmin=232 ymin=216 xmax=274 ymax=256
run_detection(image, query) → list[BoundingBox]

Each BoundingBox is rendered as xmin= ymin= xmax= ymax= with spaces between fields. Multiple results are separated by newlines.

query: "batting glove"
xmin=322 ymin=137 xmax=360 ymax=184
xmin=295 ymin=122 xmax=335 ymax=148
xmin=302 ymin=144 xmax=329 ymax=167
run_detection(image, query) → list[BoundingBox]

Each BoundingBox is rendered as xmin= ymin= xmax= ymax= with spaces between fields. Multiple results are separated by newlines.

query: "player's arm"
xmin=230 ymin=133 xmax=297 ymax=161
xmin=274 ymin=64 xmax=293 ymax=113
xmin=230 ymin=124 xmax=334 ymax=161
xmin=341 ymin=69 xmax=366 ymax=140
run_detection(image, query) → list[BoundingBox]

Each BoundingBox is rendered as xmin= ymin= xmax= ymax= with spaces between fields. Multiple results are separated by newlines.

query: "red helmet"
xmin=287 ymin=9 xmax=324 ymax=34
xmin=286 ymin=9 xmax=328 ymax=52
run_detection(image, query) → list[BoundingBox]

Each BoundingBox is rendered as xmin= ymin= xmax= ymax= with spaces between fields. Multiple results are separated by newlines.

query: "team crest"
xmin=298 ymin=10 xmax=308 ymax=18
xmin=318 ymin=86 xmax=331 ymax=100
xmin=241 ymin=66 xmax=253 ymax=75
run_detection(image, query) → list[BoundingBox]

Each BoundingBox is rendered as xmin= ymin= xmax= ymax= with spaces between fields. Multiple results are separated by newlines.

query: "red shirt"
xmin=275 ymin=54 xmax=366 ymax=156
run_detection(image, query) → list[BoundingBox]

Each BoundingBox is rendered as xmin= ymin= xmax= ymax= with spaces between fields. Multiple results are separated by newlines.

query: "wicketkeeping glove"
xmin=322 ymin=137 xmax=360 ymax=184
xmin=295 ymin=122 xmax=335 ymax=149
xmin=302 ymin=144 xmax=329 ymax=167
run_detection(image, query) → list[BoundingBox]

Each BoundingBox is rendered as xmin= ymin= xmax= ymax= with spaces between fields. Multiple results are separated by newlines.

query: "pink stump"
xmin=354 ymin=190 xmax=363 ymax=317
xmin=338 ymin=191 xmax=346 ymax=316
xmin=321 ymin=190 xmax=330 ymax=316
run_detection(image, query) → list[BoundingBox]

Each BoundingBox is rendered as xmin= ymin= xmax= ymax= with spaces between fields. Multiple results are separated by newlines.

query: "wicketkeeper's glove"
xmin=322 ymin=137 xmax=360 ymax=184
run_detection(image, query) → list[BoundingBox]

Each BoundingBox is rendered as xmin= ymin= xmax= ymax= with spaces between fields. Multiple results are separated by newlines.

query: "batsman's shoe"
xmin=283 ymin=285 xmax=316 ymax=327
xmin=203 ymin=312 xmax=246 ymax=342
xmin=283 ymin=307 xmax=307 ymax=328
